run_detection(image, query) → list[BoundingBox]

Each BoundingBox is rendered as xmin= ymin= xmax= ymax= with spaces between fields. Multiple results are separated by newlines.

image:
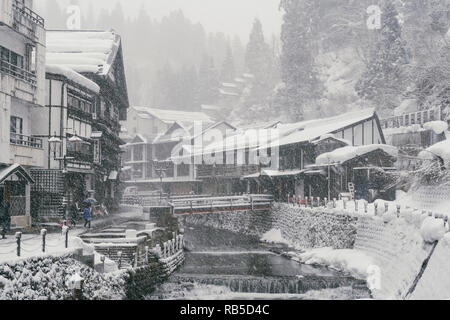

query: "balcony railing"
xmin=197 ymin=164 xmax=260 ymax=178
xmin=381 ymin=106 xmax=445 ymax=130
xmin=0 ymin=60 xmax=37 ymax=86
xmin=10 ymin=133 xmax=43 ymax=149
xmin=12 ymin=1 xmax=44 ymax=28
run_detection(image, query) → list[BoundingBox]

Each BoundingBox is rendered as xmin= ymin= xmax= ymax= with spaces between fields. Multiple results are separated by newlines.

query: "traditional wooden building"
xmin=27 ymin=30 xmax=129 ymax=220
xmin=29 ymin=64 xmax=101 ymax=221
xmin=194 ymin=108 xmax=390 ymax=200
xmin=122 ymin=119 xmax=236 ymax=196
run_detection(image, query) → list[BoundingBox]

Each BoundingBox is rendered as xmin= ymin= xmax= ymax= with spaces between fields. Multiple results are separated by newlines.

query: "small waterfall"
xmin=172 ymin=274 xmax=367 ymax=295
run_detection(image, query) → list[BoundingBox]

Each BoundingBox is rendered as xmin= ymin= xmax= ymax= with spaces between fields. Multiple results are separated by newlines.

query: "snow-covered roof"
xmin=315 ymin=144 xmax=398 ymax=166
xmin=189 ymin=108 xmax=379 ymax=157
xmin=219 ymin=89 xmax=239 ymax=97
xmin=419 ymin=139 xmax=450 ymax=167
xmin=132 ymin=107 xmax=215 ymax=127
xmin=201 ymin=104 xmax=222 ymax=111
xmin=222 ymin=83 xmax=238 ymax=88
xmin=243 ymin=169 xmax=305 ymax=179
xmin=261 ymin=108 xmax=378 ymax=149
xmin=46 ymin=30 xmax=121 ymax=76
xmin=237 ymin=120 xmax=282 ymax=131
xmin=46 ymin=64 xmax=100 ymax=94
xmin=394 ymin=99 xmax=419 ymax=116
xmin=311 ymin=134 xmax=351 ymax=146
xmin=423 ymin=121 xmax=448 ymax=135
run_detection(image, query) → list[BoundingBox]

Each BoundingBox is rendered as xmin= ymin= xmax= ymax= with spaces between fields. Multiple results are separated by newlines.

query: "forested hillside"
xmin=37 ymin=0 xmax=450 ymax=125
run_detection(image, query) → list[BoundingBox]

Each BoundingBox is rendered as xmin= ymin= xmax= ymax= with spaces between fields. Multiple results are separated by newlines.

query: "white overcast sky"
xmin=35 ymin=0 xmax=283 ymax=42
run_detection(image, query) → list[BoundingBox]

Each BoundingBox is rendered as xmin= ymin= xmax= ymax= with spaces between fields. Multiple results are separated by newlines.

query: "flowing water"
xmin=147 ymin=226 xmax=370 ymax=300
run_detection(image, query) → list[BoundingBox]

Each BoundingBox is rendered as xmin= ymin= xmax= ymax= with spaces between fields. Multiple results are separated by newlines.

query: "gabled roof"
xmin=132 ymin=107 xmax=215 ymax=128
xmin=153 ymin=122 xmax=191 ymax=145
xmin=261 ymin=108 xmax=380 ymax=150
xmin=197 ymin=108 xmax=381 ymax=155
xmin=0 ymin=164 xmax=34 ymax=184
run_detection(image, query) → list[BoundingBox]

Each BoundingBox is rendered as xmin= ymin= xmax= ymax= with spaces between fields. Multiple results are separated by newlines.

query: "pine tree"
xmin=220 ymin=44 xmax=235 ymax=82
xmin=233 ymin=18 xmax=278 ymax=122
xmin=356 ymin=0 xmax=409 ymax=115
xmin=245 ymin=19 xmax=272 ymax=78
xmin=197 ymin=55 xmax=220 ymax=105
xmin=278 ymin=0 xmax=323 ymax=121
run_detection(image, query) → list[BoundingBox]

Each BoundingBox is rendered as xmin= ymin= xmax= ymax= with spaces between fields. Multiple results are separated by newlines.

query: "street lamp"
xmin=153 ymin=159 xmax=171 ymax=204
xmin=48 ymin=131 xmax=80 ymax=173
xmin=48 ymin=132 xmax=81 ymax=222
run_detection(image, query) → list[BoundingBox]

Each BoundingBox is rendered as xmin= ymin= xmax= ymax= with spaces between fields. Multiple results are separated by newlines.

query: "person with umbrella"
xmin=83 ymin=203 xmax=93 ymax=229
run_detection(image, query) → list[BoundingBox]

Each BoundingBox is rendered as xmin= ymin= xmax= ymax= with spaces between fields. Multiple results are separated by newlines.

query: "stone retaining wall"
xmin=354 ymin=215 xmax=432 ymax=299
xmin=178 ymin=210 xmax=274 ymax=237
xmin=177 ymin=203 xmax=450 ymax=300
xmin=272 ymin=204 xmax=358 ymax=249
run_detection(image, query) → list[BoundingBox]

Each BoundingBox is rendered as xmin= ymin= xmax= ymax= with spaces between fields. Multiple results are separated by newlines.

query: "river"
xmin=147 ymin=225 xmax=370 ymax=300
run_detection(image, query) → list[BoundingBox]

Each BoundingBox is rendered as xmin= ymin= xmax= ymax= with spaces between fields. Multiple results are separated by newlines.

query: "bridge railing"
xmin=169 ymin=194 xmax=274 ymax=215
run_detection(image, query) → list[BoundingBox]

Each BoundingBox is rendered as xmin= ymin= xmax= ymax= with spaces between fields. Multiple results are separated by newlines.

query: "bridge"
xmin=168 ymin=194 xmax=274 ymax=215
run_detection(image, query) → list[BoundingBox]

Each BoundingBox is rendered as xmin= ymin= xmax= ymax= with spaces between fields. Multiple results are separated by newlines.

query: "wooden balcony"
xmin=197 ymin=164 xmax=260 ymax=179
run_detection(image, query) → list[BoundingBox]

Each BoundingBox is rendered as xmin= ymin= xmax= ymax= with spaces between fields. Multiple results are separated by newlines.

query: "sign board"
xmin=93 ymin=139 xmax=101 ymax=164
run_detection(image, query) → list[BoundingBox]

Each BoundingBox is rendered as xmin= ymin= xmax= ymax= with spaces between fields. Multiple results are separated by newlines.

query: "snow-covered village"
xmin=0 ymin=0 xmax=449 ymax=304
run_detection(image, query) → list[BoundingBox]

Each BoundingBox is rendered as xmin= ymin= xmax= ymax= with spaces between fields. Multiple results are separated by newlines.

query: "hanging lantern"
xmin=48 ymin=132 xmax=62 ymax=158
xmin=69 ymin=134 xmax=83 ymax=153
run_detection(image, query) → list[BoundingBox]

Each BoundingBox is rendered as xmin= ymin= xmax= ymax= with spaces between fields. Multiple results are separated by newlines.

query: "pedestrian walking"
xmin=69 ymin=202 xmax=80 ymax=227
xmin=83 ymin=204 xmax=92 ymax=229
xmin=1 ymin=200 xmax=11 ymax=239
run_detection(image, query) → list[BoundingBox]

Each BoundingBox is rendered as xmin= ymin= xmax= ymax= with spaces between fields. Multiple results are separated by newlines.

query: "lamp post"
xmin=153 ymin=159 xmax=171 ymax=205
xmin=48 ymin=132 xmax=82 ymax=221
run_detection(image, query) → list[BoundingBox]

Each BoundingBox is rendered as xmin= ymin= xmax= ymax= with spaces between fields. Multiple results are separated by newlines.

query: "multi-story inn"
xmin=193 ymin=108 xmax=392 ymax=200
xmin=121 ymin=106 xmax=215 ymax=138
xmin=29 ymin=30 xmax=129 ymax=221
xmin=29 ymin=65 xmax=101 ymax=220
xmin=121 ymin=106 xmax=233 ymax=195
xmin=0 ymin=0 xmax=46 ymax=227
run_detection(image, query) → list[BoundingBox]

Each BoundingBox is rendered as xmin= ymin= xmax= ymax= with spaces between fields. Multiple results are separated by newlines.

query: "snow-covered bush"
xmin=0 ymin=255 xmax=126 ymax=300
xmin=420 ymin=217 xmax=447 ymax=243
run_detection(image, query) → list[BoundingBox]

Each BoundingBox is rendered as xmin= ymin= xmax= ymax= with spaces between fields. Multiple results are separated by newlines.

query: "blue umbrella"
xmin=83 ymin=198 xmax=98 ymax=205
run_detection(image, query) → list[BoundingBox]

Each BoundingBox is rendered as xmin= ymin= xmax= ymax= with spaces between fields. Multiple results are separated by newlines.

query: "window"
xmin=10 ymin=116 xmax=23 ymax=135
xmin=1 ymin=47 xmax=9 ymax=62
xmin=133 ymin=145 xmax=143 ymax=161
